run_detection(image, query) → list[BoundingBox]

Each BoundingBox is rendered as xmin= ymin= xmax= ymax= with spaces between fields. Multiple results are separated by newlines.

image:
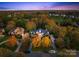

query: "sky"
xmin=0 ymin=2 xmax=79 ymax=10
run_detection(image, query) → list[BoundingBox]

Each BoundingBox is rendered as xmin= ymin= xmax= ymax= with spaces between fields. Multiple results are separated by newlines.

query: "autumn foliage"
xmin=32 ymin=34 xmax=41 ymax=48
xmin=6 ymin=35 xmax=17 ymax=47
xmin=56 ymin=37 xmax=65 ymax=49
xmin=41 ymin=36 xmax=52 ymax=48
xmin=6 ymin=20 xmax=16 ymax=30
xmin=25 ymin=21 xmax=36 ymax=31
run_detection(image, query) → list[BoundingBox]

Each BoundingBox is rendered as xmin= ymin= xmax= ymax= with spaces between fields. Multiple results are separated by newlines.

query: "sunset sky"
xmin=0 ymin=2 xmax=79 ymax=10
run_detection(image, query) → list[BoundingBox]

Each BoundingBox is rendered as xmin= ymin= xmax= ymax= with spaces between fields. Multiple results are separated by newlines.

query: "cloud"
xmin=42 ymin=5 xmax=79 ymax=10
xmin=0 ymin=7 xmax=15 ymax=10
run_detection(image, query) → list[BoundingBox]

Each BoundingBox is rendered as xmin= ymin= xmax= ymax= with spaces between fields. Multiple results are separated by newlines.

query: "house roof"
xmin=31 ymin=29 xmax=49 ymax=35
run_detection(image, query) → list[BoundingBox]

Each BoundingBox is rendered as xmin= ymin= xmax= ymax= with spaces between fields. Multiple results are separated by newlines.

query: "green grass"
xmin=32 ymin=46 xmax=53 ymax=52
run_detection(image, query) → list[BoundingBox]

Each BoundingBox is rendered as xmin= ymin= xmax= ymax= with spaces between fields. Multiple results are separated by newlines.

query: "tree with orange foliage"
xmin=6 ymin=35 xmax=17 ymax=47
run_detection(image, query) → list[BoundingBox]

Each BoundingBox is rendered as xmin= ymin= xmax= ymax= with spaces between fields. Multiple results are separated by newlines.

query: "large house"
xmin=30 ymin=29 xmax=50 ymax=38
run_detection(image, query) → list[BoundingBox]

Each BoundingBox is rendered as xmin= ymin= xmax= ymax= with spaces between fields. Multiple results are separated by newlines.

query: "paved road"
xmin=25 ymin=51 xmax=79 ymax=57
xmin=26 ymin=51 xmax=56 ymax=57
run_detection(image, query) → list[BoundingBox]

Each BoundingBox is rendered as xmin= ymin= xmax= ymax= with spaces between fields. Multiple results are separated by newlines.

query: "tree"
xmin=6 ymin=20 xmax=16 ymax=30
xmin=2 ymin=14 xmax=11 ymax=24
xmin=32 ymin=34 xmax=41 ymax=48
xmin=15 ymin=19 xmax=26 ymax=28
xmin=68 ymin=28 xmax=79 ymax=50
xmin=41 ymin=35 xmax=52 ymax=48
xmin=58 ymin=27 xmax=68 ymax=38
xmin=55 ymin=37 xmax=65 ymax=49
xmin=6 ymin=35 xmax=17 ymax=47
xmin=45 ymin=19 xmax=58 ymax=32
xmin=24 ymin=14 xmax=32 ymax=19
xmin=32 ymin=17 xmax=47 ymax=29
xmin=25 ymin=21 xmax=37 ymax=31
xmin=66 ymin=26 xmax=73 ymax=32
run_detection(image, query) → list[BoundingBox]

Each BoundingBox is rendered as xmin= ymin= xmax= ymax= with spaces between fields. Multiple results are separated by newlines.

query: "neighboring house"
xmin=9 ymin=27 xmax=24 ymax=35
